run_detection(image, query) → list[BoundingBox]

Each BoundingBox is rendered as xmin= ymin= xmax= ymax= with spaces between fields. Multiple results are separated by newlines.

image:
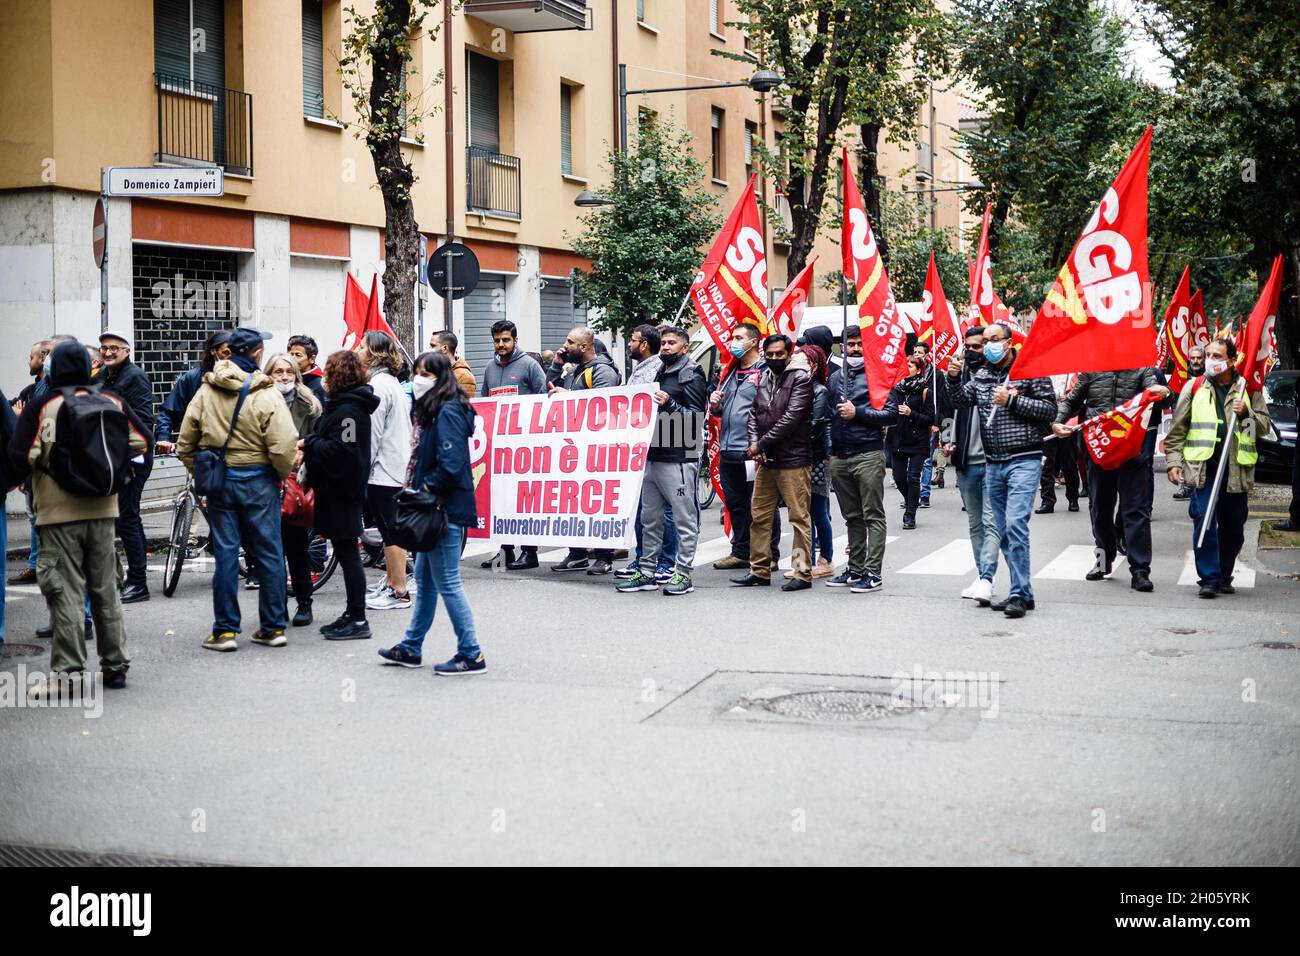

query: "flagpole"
xmin=1195 ymin=377 xmax=1247 ymax=549
xmin=672 ymin=289 xmax=692 ymax=325
xmin=840 ymin=273 xmax=849 ymax=404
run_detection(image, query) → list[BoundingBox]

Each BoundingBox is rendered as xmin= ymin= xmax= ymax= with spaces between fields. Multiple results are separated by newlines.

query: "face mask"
xmin=1205 ymin=357 xmax=1229 ymax=378
xmin=964 ymin=348 xmax=984 ymax=367
xmin=766 ymin=359 xmax=788 ymax=376
xmin=729 ymin=342 xmax=748 ymax=359
xmin=846 ymin=356 xmax=864 ymax=370
xmin=412 ymin=375 xmax=435 ymax=399
xmin=43 ymin=355 xmax=52 ymax=377
xmin=983 ymin=341 xmax=1007 ymax=365
xmin=277 ymin=381 xmax=296 ymax=396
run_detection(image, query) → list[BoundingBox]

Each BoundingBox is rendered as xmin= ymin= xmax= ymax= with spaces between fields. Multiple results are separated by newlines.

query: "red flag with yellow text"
xmin=1161 ymin=266 xmax=1193 ymax=393
xmin=689 ymin=174 xmax=768 ymax=352
xmin=918 ymin=251 xmax=961 ymax=370
xmin=1081 ymin=386 xmax=1163 ymax=469
xmin=1239 ymin=254 xmax=1283 ymax=394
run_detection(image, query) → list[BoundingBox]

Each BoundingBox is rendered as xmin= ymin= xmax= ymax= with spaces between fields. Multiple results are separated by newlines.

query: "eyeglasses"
xmin=102 ymin=345 xmax=127 ymax=355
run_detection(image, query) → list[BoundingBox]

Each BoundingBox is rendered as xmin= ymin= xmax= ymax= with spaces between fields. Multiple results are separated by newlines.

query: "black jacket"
xmin=748 ymin=359 xmax=813 ymax=468
xmin=886 ymin=375 xmax=936 ymax=455
xmin=0 ymin=387 xmax=17 ymax=492
xmin=548 ymin=351 xmax=622 ymax=390
xmin=411 ymin=400 xmax=477 ymax=532
xmin=100 ymin=360 xmax=155 ymax=431
xmin=944 ymin=355 xmax=1055 ymax=462
xmin=649 ymin=355 xmax=708 ymax=463
xmin=810 ymin=381 xmax=833 ymax=462
xmin=156 ymin=366 xmax=204 ymax=443
xmin=826 ymin=362 xmax=899 ymax=457
xmin=303 ymin=384 xmax=379 ymax=540
xmin=1056 ymin=368 xmax=1161 ymax=423
xmin=302 ymin=368 xmax=327 ymax=405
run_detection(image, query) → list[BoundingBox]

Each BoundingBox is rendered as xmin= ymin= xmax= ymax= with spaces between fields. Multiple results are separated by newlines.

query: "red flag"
xmin=972 ymin=204 xmax=1013 ymax=326
xmin=768 ymin=255 xmax=817 ymax=338
xmin=690 ymin=174 xmax=768 ymax=352
xmin=705 ymin=415 xmax=731 ymax=537
xmin=1081 ymin=386 xmax=1163 ymax=469
xmin=967 ymin=254 xmax=976 ymax=304
xmin=919 ymin=251 xmax=961 ymax=370
xmin=1240 ymin=254 xmax=1283 ymax=394
xmin=840 ymin=147 xmax=907 ymax=408
xmin=1188 ymin=289 xmax=1209 ymax=352
xmin=1017 ymin=126 xmax=1156 ymax=379
xmin=342 ymin=272 xmax=370 ymax=349
xmin=363 ymin=274 xmax=400 ymax=342
xmin=1161 ymin=266 xmax=1193 ymax=393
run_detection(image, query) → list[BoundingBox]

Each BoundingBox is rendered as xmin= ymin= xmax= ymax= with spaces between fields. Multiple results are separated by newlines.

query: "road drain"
xmin=0 ymin=842 xmax=231 ymax=867
xmin=755 ymin=690 xmax=920 ymax=722
xmin=0 ymin=643 xmax=45 ymax=659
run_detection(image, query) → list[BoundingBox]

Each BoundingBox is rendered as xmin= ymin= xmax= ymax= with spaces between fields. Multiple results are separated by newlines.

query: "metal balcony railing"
xmin=467 ymin=145 xmax=521 ymax=219
xmin=155 ymin=72 xmax=254 ymax=177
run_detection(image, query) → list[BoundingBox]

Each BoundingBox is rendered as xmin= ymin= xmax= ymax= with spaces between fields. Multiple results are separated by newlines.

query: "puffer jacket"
xmin=177 ymin=360 xmax=299 ymax=479
xmin=809 ymin=380 xmax=833 ymax=462
xmin=1056 ymin=368 xmax=1161 ymax=423
xmin=710 ymin=359 xmax=765 ymax=459
xmin=649 ymin=354 xmax=708 ymax=463
xmin=747 ymin=351 xmax=813 ymax=468
xmin=943 ymin=354 xmax=1055 ymax=462
xmin=1163 ymin=373 xmax=1271 ymax=494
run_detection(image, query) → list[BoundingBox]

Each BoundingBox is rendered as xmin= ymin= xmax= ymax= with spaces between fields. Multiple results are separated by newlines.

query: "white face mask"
xmin=1205 ymin=357 xmax=1229 ymax=378
xmin=412 ymin=375 xmax=435 ymax=399
xmin=277 ymin=381 xmax=297 ymax=395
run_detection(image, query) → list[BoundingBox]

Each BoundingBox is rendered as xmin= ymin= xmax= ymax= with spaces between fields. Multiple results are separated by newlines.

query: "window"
xmin=302 ymin=0 xmax=324 ymax=118
xmin=710 ymin=0 xmax=721 ymax=37
xmin=154 ymin=0 xmax=226 ymax=88
xmin=744 ymin=120 xmax=757 ymax=181
xmin=637 ymin=0 xmax=645 ymax=21
xmin=467 ymin=51 xmax=500 ymax=152
xmin=560 ymin=84 xmax=573 ymax=175
xmin=711 ymin=108 xmax=724 ymax=181
xmin=742 ymin=8 xmax=752 ymax=52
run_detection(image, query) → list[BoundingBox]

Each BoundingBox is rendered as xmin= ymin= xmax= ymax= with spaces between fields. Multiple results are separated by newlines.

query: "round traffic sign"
xmin=427 ymin=242 xmax=481 ymax=301
xmin=92 ymin=198 xmax=106 ymax=269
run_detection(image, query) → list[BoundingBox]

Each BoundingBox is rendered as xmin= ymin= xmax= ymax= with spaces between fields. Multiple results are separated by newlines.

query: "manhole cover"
xmin=756 ymin=690 xmax=919 ymax=722
xmin=0 ymin=643 xmax=45 ymax=658
xmin=1164 ymin=627 xmax=1197 ymax=635
xmin=1255 ymin=642 xmax=1300 ymax=651
xmin=1145 ymin=648 xmax=1187 ymax=658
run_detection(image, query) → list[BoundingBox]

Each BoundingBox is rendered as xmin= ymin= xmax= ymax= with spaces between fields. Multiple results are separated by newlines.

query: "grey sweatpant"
xmin=639 ymin=460 xmax=701 ymax=574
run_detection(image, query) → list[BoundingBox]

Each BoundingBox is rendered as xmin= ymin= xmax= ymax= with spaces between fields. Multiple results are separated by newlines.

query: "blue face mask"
xmin=983 ymin=341 xmax=1007 ymax=365
xmin=43 ymin=354 xmax=52 ymax=377
xmin=728 ymin=342 xmax=748 ymax=359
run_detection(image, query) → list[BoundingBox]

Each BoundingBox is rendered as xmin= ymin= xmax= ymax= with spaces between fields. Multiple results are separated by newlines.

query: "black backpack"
xmin=42 ymin=385 xmax=132 ymax=497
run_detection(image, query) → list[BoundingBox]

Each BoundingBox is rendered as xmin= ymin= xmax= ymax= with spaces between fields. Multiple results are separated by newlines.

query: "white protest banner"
xmin=467 ymin=384 xmax=658 ymax=549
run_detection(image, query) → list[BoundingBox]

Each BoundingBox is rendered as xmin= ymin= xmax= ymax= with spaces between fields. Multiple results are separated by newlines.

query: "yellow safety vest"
xmin=1184 ymin=378 xmax=1257 ymax=466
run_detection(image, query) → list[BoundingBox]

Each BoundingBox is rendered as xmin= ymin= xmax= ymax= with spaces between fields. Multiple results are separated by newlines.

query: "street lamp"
xmin=574 ymin=190 xmax=614 ymax=208
xmin=618 ymin=64 xmax=784 ymax=155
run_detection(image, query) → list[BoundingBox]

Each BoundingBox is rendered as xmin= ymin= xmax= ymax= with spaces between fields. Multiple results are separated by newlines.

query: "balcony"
xmin=464 ymin=0 xmax=589 ymax=33
xmin=155 ymin=72 xmax=254 ymax=177
xmin=467 ymin=146 xmax=522 ymax=220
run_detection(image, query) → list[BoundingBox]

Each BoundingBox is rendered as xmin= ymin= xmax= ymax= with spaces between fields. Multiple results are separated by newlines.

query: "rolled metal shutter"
xmin=463 ymin=274 xmax=507 ymax=391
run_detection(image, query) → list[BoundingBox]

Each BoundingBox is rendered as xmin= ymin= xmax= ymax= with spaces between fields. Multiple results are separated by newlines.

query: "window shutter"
xmin=302 ymin=0 xmax=325 ymax=117
xmin=190 ymin=0 xmax=226 ymax=89
xmin=153 ymin=0 xmax=191 ymax=82
xmin=637 ymin=0 xmax=645 ymax=21
xmin=744 ymin=122 xmax=755 ymax=167
xmin=710 ymin=0 xmax=719 ymax=34
xmin=560 ymin=85 xmax=573 ymax=175
xmin=467 ymin=51 xmax=500 ymax=152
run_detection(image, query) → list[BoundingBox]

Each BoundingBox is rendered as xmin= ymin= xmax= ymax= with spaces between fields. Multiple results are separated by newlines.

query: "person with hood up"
xmin=178 ymin=328 xmax=299 ymax=651
xmin=8 ymin=339 xmax=150 ymax=694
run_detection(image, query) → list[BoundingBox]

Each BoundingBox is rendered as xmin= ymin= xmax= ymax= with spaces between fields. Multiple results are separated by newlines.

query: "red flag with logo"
xmin=1016 ymin=126 xmax=1156 ymax=379
xmin=918 ymin=251 xmax=961 ymax=370
xmin=1240 ymin=254 xmax=1283 ymax=394
xmin=361 ymin=273 xmax=400 ymax=343
xmin=1188 ymin=289 xmax=1209 ymax=352
xmin=841 ymin=147 xmax=907 ymax=408
xmin=690 ymin=174 xmax=768 ymax=354
xmin=1081 ymin=386 xmax=1163 ymax=469
xmin=972 ymin=204 xmax=1013 ymax=327
xmin=1161 ymin=266 xmax=1193 ymax=393
xmin=342 ymin=272 xmax=371 ymax=350
xmin=768 ymin=255 xmax=816 ymax=338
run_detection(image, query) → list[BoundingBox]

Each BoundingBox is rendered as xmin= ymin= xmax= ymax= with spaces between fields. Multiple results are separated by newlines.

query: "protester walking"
xmin=1172 ymin=346 xmax=1206 ymax=500
xmin=355 ymin=331 xmax=414 ymax=609
xmin=1163 ymin=337 xmax=1270 ymax=597
xmin=377 ymin=352 xmax=485 ymax=674
xmin=732 ymin=334 xmax=815 ymax=591
xmin=8 ymin=339 xmax=49 ymax=587
xmin=790 ymin=343 xmax=835 ymax=578
xmin=301 ymin=350 xmax=379 ymax=638
xmin=945 ymin=321 xmax=1056 ymax=618
xmin=825 ymin=325 xmax=898 ymax=592
xmin=9 ymin=339 xmax=150 ymax=694
xmin=265 ymin=353 xmax=323 ymax=626
xmin=887 ymin=355 xmax=937 ymax=531
xmin=178 ymin=328 xmax=298 ymax=651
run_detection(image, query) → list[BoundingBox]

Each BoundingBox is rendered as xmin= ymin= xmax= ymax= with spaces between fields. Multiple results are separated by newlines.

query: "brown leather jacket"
xmin=747 ymin=351 xmax=814 ymax=468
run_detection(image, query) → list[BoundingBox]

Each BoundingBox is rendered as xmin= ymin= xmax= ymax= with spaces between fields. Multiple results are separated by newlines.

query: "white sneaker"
xmin=366 ymin=578 xmax=387 ymax=595
xmin=970 ymin=578 xmax=993 ymax=605
xmin=960 ymin=578 xmax=981 ymax=600
xmin=366 ymin=586 xmax=412 ymax=611
xmin=406 ymin=577 xmax=417 ymax=595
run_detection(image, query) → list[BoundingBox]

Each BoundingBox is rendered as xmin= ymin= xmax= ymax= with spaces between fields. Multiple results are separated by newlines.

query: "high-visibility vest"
xmin=1183 ymin=376 xmax=1257 ymax=466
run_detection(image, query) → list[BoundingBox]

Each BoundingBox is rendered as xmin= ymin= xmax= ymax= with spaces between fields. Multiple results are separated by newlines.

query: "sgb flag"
xmin=1161 ymin=265 xmax=1193 ymax=393
xmin=1239 ymin=253 xmax=1284 ymax=394
xmin=689 ymin=174 xmax=768 ymax=353
xmin=841 ymin=147 xmax=907 ymax=408
xmin=1017 ymin=126 xmax=1156 ymax=379
xmin=1081 ymin=386 xmax=1164 ymax=470
xmin=768 ymin=255 xmax=817 ymax=337
xmin=918 ymin=251 xmax=961 ymax=369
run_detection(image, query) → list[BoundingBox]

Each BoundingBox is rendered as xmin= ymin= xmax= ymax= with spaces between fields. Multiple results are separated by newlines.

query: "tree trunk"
xmin=858 ymin=121 xmax=887 ymax=268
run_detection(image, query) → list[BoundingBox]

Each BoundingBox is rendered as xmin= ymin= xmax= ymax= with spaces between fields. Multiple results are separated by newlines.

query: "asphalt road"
xmin=2 ymin=467 xmax=1297 ymax=866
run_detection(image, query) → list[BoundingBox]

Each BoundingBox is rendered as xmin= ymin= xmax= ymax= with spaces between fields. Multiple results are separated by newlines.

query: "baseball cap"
xmin=99 ymin=330 xmax=133 ymax=350
xmin=228 ymin=327 xmax=273 ymax=354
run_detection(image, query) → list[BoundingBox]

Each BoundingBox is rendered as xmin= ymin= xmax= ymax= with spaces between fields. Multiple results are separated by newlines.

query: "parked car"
xmin=1259 ymin=369 xmax=1297 ymax=483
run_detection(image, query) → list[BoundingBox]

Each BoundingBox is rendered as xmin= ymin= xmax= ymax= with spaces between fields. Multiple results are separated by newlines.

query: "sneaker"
xmin=615 ymin=571 xmax=659 ymax=593
xmin=434 ymin=653 xmax=487 ymax=675
xmin=919 ymin=497 xmax=930 ymax=508
xmin=811 ymin=558 xmax=835 ymax=579
xmin=902 ymin=515 xmax=917 ymax=530
xmin=250 ymin=628 xmax=287 ymax=647
xmin=825 ymin=569 xmax=862 ymax=588
xmin=654 ymin=567 xmax=673 ymax=584
xmin=990 ymin=596 xmax=1035 ymax=612
xmin=7 ymin=567 xmax=37 ymax=585
xmin=366 ymin=587 xmax=412 ymax=611
xmin=662 ymin=571 xmax=694 ymax=596
xmin=203 ymin=631 xmax=238 ymax=652
xmin=587 ymin=559 xmax=614 ymax=576
xmin=850 ymin=573 xmax=883 ymax=593
xmin=323 ymin=619 xmax=372 ymax=641
xmin=613 ymin=562 xmax=639 ymax=580
xmin=244 ymin=576 xmax=260 ymax=590
xmin=712 ymin=554 xmax=747 ymax=570
xmin=292 ymin=603 xmax=313 ymax=627
xmin=378 ymin=645 xmax=423 ymax=668
xmin=366 ymin=578 xmax=388 ymax=595
xmin=552 ymin=555 xmax=591 ymax=572
xmin=103 ymin=671 xmax=127 ymax=690
xmin=960 ymin=577 xmax=981 ymax=599
xmin=970 ymin=579 xmax=994 ymax=606
xmin=1001 ymin=596 xmax=1030 ymax=619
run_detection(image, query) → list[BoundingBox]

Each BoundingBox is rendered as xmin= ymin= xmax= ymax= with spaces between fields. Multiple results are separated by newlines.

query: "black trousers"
xmin=116 ymin=459 xmax=152 ymax=588
xmin=282 ymin=522 xmax=313 ymax=605
xmin=1291 ymin=436 xmax=1300 ymax=525
xmin=718 ymin=455 xmax=780 ymax=559
xmin=1039 ymin=436 xmax=1080 ymax=508
xmin=330 ymin=535 xmax=366 ymax=619
xmin=1087 ymin=456 xmax=1153 ymax=573
xmin=890 ymin=450 xmax=925 ymax=518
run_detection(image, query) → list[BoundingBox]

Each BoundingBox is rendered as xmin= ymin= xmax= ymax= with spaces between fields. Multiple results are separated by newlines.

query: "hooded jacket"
xmin=943 ymin=353 xmax=1055 ymax=462
xmin=367 ymin=367 xmax=413 ymax=487
xmin=176 ymin=359 xmax=299 ymax=479
xmin=887 ymin=373 xmax=937 ymax=455
xmin=156 ymin=365 xmax=205 ymax=444
xmin=648 ymin=353 xmax=708 ymax=463
xmin=748 ymin=351 xmax=814 ymax=468
xmin=483 ymin=347 xmax=546 ymax=397
xmin=710 ymin=357 xmax=766 ymax=459
xmin=410 ymin=399 xmax=477 ymax=530
xmin=9 ymin=340 xmax=150 ymax=526
xmin=548 ymin=350 xmax=622 ymax=390
xmin=826 ymin=360 xmax=899 ymax=457
xmin=303 ymin=384 xmax=380 ymax=540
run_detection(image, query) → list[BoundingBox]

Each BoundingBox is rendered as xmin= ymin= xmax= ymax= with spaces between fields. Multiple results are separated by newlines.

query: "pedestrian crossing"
xmin=1033 ymin=544 xmax=1127 ymax=581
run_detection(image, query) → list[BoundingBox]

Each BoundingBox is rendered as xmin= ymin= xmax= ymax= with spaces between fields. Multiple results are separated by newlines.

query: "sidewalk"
xmin=5 ymin=501 xmax=176 ymax=562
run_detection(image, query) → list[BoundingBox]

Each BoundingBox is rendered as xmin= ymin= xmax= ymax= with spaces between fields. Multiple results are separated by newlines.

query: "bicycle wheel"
xmin=308 ymin=531 xmax=338 ymax=592
xmin=162 ymin=491 xmax=195 ymax=597
xmin=699 ymin=462 xmax=717 ymax=509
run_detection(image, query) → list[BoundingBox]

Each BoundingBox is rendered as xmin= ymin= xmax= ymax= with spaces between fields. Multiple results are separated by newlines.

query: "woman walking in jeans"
xmin=378 ymin=351 xmax=485 ymax=675
xmin=300 ymin=350 xmax=377 ymax=640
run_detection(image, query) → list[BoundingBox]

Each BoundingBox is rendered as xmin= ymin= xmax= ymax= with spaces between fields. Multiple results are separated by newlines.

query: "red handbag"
xmin=281 ymin=472 xmax=316 ymax=528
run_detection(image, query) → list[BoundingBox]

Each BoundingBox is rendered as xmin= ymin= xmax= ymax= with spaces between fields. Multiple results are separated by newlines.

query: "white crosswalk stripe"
xmin=1176 ymin=550 xmax=1255 ymax=588
xmin=899 ymin=538 xmax=976 ymax=576
xmin=1033 ymin=544 xmax=1127 ymax=581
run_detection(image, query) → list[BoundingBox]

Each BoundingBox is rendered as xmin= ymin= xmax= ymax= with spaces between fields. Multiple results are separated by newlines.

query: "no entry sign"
xmin=92 ymin=198 xmax=106 ymax=269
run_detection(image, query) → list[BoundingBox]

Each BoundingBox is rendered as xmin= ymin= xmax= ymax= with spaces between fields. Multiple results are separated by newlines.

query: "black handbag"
xmin=390 ymin=486 xmax=448 ymax=552
xmin=193 ymin=376 xmax=252 ymax=497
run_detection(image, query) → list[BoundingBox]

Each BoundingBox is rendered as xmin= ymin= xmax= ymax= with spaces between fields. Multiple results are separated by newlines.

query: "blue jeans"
xmin=1189 ymin=486 xmax=1248 ymax=587
xmin=921 ymin=434 xmax=936 ymax=498
xmin=208 ymin=467 xmax=287 ymax=633
xmin=811 ymin=493 xmax=833 ymax=561
xmin=986 ymin=456 xmax=1042 ymax=602
xmin=399 ymin=523 xmax=479 ymax=659
xmin=956 ymin=463 xmax=999 ymax=581
xmin=26 ymin=504 xmax=37 ymax=570
xmin=633 ymin=500 xmax=678 ymax=570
